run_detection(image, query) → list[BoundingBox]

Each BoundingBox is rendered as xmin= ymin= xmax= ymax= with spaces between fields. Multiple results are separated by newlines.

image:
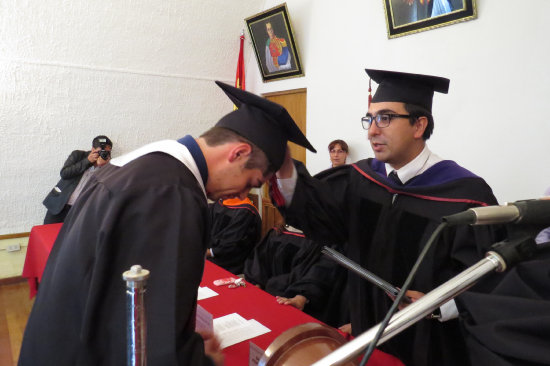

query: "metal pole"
xmin=322 ymin=246 xmax=402 ymax=298
xmin=311 ymin=253 xmax=505 ymax=366
xmin=123 ymin=265 xmax=150 ymax=366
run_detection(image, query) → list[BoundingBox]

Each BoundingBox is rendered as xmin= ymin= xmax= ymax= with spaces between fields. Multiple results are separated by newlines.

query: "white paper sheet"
xmin=213 ymin=313 xmax=271 ymax=349
xmin=198 ymin=286 xmax=219 ymax=300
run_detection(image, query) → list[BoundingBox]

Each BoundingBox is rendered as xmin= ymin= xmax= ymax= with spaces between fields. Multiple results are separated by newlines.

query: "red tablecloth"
xmin=21 ymin=223 xmax=403 ymax=366
xmin=22 ymin=223 xmax=63 ymax=298
xmin=200 ymin=260 xmax=324 ymax=364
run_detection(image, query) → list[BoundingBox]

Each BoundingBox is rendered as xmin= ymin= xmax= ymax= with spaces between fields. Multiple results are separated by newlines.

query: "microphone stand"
xmin=322 ymin=246 xmax=402 ymax=298
xmin=312 ymin=236 xmax=537 ymax=366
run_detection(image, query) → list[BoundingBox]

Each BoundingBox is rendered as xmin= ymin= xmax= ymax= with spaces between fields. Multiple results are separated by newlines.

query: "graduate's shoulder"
xmin=415 ymin=160 xmax=496 ymax=200
xmin=99 ymin=152 xmax=200 ymax=191
xmin=310 ymin=159 xmax=373 ymax=181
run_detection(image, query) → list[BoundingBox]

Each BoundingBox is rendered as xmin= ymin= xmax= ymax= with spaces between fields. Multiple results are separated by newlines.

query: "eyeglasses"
xmin=330 ymin=149 xmax=346 ymax=155
xmin=361 ymin=113 xmax=411 ymax=130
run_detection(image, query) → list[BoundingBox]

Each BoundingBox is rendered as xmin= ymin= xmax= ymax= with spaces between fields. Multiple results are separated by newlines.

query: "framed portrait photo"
xmin=384 ymin=0 xmax=477 ymax=39
xmin=245 ymin=3 xmax=304 ymax=82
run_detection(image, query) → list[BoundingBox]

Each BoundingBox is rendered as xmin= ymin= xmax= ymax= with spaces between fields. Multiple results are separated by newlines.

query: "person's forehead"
xmin=368 ymin=101 xmax=407 ymax=113
xmin=244 ymin=168 xmax=266 ymax=181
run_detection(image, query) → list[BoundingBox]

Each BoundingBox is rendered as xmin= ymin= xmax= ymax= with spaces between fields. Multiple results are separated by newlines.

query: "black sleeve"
xmin=244 ymin=229 xmax=296 ymax=288
xmin=243 ymin=229 xmax=276 ymax=287
xmin=209 ymin=204 xmax=261 ymax=274
xmin=284 ymin=253 xmax=338 ymax=305
xmin=60 ymin=150 xmax=92 ymax=179
xmin=210 ymin=207 xmax=261 ymax=259
xmin=457 ymin=250 xmax=550 ymax=366
xmin=276 ymin=161 xmax=351 ymax=246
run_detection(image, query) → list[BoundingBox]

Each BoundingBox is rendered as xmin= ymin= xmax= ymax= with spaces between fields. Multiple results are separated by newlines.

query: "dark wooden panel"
xmin=261 ymin=202 xmax=283 ymax=238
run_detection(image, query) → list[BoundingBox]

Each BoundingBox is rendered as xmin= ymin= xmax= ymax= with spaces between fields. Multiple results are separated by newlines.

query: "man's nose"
xmin=368 ymin=123 xmax=381 ymax=138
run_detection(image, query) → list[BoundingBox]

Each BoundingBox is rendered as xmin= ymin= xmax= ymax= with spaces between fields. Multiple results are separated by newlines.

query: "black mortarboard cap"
xmin=214 ymin=81 xmax=316 ymax=170
xmin=365 ymin=69 xmax=450 ymax=113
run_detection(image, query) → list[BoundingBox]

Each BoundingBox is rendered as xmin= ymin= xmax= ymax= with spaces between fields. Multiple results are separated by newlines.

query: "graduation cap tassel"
xmin=368 ymin=78 xmax=372 ymax=107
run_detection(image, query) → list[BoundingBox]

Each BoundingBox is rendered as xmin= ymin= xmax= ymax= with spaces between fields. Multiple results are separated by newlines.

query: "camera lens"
xmin=99 ymin=150 xmax=110 ymax=160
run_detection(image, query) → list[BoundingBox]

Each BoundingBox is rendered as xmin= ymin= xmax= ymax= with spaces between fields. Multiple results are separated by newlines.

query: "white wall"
xmin=0 ymin=0 xmax=264 ymax=234
xmin=249 ymin=0 xmax=550 ymax=204
xmin=2 ymin=0 xmax=549 ymax=235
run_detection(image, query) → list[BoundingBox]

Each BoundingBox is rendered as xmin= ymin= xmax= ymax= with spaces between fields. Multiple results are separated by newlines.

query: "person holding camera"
xmin=42 ymin=135 xmax=113 ymax=224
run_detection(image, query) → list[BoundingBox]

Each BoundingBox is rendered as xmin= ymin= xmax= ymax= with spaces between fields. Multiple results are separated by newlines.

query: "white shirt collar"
xmin=385 ymin=146 xmax=442 ymax=184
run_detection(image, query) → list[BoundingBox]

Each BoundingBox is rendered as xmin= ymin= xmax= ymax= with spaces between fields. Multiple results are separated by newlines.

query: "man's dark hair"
xmin=92 ymin=135 xmax=113 ymax=148
xmin=328 ymin=139 xmax=349 ymax=153
xmin=404 ymin=104 xmax=434 ymax=140
xmin=200 ymin=127 xmax=273 ymax=175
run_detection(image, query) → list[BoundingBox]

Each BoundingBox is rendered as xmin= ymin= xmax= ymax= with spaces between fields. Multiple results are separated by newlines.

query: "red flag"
xmin=235 ymin=32 xmax=245 ymax=91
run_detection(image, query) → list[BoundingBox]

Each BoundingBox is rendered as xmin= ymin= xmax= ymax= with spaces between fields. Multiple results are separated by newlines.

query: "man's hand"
xmin=197 ymin=330 xmax=224 ymax=366
xmin=338 ymin=323 xmax=352 ymax=335
xmin=395 ymin=290 xmax=424 ymax=310
xmin=88 ymin=148 xmax=100 ymax=164
xmin=276 ymin=147 xmax=294 ymax=179
xmin=275 ymin=294 xmax=308 ymax=311
xmin=385 ymin=290 xmax=424 ymax=310
xmin=96 ymin=156 xmax=110 ymax=167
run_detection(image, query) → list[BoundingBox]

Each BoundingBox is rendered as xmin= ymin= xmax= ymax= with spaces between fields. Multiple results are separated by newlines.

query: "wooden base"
xmin=260 ymin=323 xmax=358 ymax=366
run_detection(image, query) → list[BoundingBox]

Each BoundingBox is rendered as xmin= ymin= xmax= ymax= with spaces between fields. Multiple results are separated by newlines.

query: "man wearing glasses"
xmin=272 ymin=69 xmax=501 ymax=366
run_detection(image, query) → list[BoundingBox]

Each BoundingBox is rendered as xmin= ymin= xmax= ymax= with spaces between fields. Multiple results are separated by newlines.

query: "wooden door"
xmin=260 ymin=88 xmax=307 ymax=237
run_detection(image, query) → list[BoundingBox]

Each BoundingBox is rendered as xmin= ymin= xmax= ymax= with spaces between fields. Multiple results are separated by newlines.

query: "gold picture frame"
xmin=245 ymin=3 xmax=304 ymax=82
xmin=384 ymin=0 xmax=477 ymax=39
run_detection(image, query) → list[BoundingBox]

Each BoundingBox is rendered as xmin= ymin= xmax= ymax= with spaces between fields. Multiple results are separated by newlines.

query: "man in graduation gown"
xmin=18 ymin=81 xmax=316 ymax=366
xmin=207 ymin=197 xmax=262 ymax=274
xmin=272 ymin=69 xmax=502 ymax=366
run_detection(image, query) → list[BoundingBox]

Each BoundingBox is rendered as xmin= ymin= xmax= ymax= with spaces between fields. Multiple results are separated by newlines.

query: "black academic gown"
xmin=19 ymin=152 xmax=214 ymax=366
xmin=208 ymin=199 xmax=262 ymax=274
xmin=244 ymin=227 xmax=349 ymax=327
xmin=457 ymin=249 xmax=550 ymax=366
xmin=274 ymin=159 xmax=502 ymax=366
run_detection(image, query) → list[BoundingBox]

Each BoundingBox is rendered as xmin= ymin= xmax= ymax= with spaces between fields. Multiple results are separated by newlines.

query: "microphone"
xmin=442 ymin=199 xmax=550 ymax=226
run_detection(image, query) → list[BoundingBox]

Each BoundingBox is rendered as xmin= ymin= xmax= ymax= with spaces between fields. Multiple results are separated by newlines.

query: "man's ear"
xmin=413 ymin=117 xmax=428 ymax=139
xmin=228 ymin=143 xmax=253 ymax=163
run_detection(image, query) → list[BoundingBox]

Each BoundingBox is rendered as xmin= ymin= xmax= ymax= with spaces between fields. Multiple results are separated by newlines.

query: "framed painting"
xmin=384 ymin=0 xmax=477 ymax=38
xmin=245 ymin=3 xmax=304 ymax=82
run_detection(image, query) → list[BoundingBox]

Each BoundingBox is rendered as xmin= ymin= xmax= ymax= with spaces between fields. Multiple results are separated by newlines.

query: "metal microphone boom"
xmin=312 ymin=236 xmax=537 ymax=366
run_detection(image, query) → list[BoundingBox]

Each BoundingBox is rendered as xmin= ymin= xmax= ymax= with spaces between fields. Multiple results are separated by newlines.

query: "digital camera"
xmin=98 ymin=138 xmax=111 ymax=160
